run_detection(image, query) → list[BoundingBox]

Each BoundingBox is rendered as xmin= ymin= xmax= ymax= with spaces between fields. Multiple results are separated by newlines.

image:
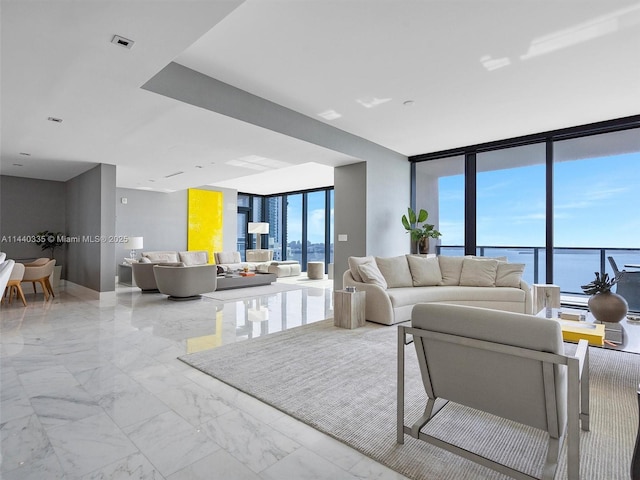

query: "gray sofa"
xmin=153 ymin=264 xmax=218 ymax=300
xmin=343 ymin=255 xmax=532 ymax=325
xmin=131 ymin=250 xmax=210 ymax=292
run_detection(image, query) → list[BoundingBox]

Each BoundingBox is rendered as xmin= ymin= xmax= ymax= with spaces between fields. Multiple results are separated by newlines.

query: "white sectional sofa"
xmin=343 ymin=254 xmax=532 ymax=325
xmin=215 ymin=250 xmax=301 ymax=278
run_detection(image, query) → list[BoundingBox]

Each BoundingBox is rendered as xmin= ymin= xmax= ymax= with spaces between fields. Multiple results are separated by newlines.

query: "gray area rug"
xmin=179 ymin=320 xmax=640 ymax=479
xmin=202 ymin=282 xmax=303 ymax=302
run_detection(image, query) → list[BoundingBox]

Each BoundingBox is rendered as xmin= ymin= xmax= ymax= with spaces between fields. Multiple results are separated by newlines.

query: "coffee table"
xmin=536 ymin=307 xmax=625 ymax=348
xmin=216 ymin=272 xmax=276 ymax=291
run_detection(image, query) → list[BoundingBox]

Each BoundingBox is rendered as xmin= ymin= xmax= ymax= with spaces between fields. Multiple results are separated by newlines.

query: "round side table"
xmin=307 ymin=262 xmax=324 ymax=279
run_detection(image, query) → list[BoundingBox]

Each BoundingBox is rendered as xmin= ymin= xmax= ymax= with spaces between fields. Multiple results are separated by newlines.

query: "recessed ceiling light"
xmin=111 ymin=35 xmax=135 ymax=49
xmin=317 ymin=110 xmax=342 ymax=120
xmin=403 ymin=100 xmax=415 ymax=107
xmin=19 ymin=152 xmax=31 ymax=156
xmin=357 ymin=97 xmax=392 ymax=109
xmin=480 ymin=55 xmax=511 ymax=71
xmin=13 ymin=163 xmax=23 ymax=167
xmin=195 ymin=165 xmax=204 ymax=169
xmin=47 ymin=117 xmax=63 ymax=123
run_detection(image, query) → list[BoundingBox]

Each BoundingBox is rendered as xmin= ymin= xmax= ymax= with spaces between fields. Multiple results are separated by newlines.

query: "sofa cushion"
xmin=375 ymin=256 xmax=413 ymax=288
xmin=407 ymin=255 xmax=443 ymax=286
xmin=179 ymin=251 xmax=209 ymax=266
xmin=459 ymin=258 xmax=499 ymax=287
xmin=386 ymin=285 xmax=525 ymax=308
xmin=348 ymin=256 xmax=375 ymax=283
xmin=216 ymin=251 xmax=241 ymax=264
xmin=438 ymin=256 xmax=465 ymax=286
xmin=357 ymin=262 xmax=387 ymax=289
xmin=496 ymin=262 xmax=526 ymax=288
xmin=143 ymin=251 xmax=179 ymax=263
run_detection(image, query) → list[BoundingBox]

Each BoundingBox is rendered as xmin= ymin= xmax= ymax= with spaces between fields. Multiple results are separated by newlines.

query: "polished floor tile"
xmin=0 ymin=277 xmax=409 ymax=479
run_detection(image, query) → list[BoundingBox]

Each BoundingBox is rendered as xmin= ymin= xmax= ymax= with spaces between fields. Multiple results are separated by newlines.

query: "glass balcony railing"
xmin=438 ymin=245 xmax=640 ymax=295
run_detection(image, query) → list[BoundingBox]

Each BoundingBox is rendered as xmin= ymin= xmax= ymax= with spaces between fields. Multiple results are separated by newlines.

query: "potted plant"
xmin=580 ymin=271 xmax=628 ymax=323
xmin=401 ymin=207 xmax=442 ymax=254
xmin=35 ymin=230 xmax=65 ymax=289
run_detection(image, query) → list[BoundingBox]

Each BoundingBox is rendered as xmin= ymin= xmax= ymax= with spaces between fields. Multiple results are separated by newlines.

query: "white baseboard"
xmin=63 ymin=280 xmax=117 ymax=302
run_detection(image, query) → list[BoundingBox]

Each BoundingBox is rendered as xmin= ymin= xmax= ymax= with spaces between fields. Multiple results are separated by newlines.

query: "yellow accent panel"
xmin=188 ymin=189 xmax=223 ymax=264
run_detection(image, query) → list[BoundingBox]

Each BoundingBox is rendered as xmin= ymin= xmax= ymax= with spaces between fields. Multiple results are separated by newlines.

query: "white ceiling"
xmin=2 ymin=0 xmax=639 ymax=194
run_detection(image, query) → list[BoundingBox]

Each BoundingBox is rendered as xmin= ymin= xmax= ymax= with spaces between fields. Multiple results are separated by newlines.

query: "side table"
xmin=532 ymin=284 xmax=561 ymax=314
xmin=307 ymin=261 xmax=324 ymax=279
xmin=334 ymin=290 xmax=366 ymax=329
xmin=118 ymin=263 xmax=136 ymax=286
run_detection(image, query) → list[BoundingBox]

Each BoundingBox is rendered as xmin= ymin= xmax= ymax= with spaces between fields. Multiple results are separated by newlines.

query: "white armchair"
xmin=398 ymin=303 xmax=589 ymax=480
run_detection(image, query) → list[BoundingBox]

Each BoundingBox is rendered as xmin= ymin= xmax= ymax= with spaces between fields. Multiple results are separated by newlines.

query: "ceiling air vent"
xmin=111 ymin=35 xmax=134 ymax=49
xmin=164 ymin=171 xmax=184 ymax=178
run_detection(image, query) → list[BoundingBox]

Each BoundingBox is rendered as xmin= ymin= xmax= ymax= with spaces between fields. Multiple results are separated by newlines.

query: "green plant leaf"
xmin=417 ymin=209 xmax=428 ymax=223
xmin=401 ymin=215 xmax=411 ymax=231
xmin=407 ymin=207 xmax=416 ymax=225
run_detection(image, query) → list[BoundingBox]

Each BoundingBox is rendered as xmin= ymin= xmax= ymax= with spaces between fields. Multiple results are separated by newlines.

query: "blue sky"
xmin=439 ymin=152 xmax=640 ymax=248
xmin=285 ymin=191 xmax=330 ymax=244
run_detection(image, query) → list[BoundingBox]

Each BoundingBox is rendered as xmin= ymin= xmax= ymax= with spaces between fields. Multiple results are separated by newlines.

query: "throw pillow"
xmin=375 ymin=256 xmax=413 ymax=288
xmin=407 ymin=255 xmax=443 ymax=286
xmin=139 ymin=256 xmax=151 ymax=264
xmin=145 ymin=252 xmax=179 ymax=263
xmin=357 ymin=262 xmax=388 ymax=289
xmin=495 ymin=262 xmax=525 ymax=288
xmin=438 ymin=256 xmax=465 ymax=286
xmin=459 ymin=258 xmax=499 ymax=287
xmin=348 ymin=256 xmax=375 ymax=282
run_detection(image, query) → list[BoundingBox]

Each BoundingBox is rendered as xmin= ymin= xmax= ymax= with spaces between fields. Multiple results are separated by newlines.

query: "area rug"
xmin=179 ymin=320 xmax=640 ymax=479
xmin=201 ymin=282 xmax=304 ymax=302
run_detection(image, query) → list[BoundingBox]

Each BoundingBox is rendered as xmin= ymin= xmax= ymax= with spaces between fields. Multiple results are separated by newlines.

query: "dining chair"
xmin=4 ymin=262 xmax=27 ymax=306
xmin=21 ymin=259 xmax=56 ymax=300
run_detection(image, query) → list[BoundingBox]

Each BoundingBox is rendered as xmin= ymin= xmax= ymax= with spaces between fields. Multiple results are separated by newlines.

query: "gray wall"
xmin=115 ymin=185 xmax=237 ymax=267
xmin=333 ymin=159 xmax=412 ymax=289
xmin=334 ymin=162 xmax=367 ymax=289
xmin=0 ymin=175 xmax=67 ymax=267
xmin=115 ymin=188 xmax=188 ymax=264
xmin=66 ymin=164 xmax=116 ymax=292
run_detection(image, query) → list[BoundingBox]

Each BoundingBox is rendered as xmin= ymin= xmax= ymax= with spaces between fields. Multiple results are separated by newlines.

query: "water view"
xmin=440 ymin=246 xmax=640 ymax=295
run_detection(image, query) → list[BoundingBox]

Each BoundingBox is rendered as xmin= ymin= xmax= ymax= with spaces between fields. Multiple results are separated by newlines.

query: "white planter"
xmin=49 ymin=265 xmax=62 ymax=292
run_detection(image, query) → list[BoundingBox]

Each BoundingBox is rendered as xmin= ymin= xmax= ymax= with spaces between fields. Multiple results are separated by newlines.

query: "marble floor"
xmin=1 ymin=277 xmax=409 ymax=480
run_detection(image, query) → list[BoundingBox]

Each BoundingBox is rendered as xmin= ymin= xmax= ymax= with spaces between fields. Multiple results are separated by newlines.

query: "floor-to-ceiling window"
xmin=476 ymin=144 xmax=546 ymax=286
xmin=415 ymin=155 xmax=465 ymax=256
xmin=328 ymin=190 xmax=334 ymax=265
xmin=266 ymin=196 xmax=283 ymax=260
xmin=286 ymin=194 xmax=303 ymax=263
xmin=411 ymin=116 xmax=640 ymax=302
xmin=554 ymin=128 xmax=640 ymax=293
xmin=240 ymin=187 xmax=334 ymax=271
xmin=306 ymin=190 xmax=326 ymax=263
